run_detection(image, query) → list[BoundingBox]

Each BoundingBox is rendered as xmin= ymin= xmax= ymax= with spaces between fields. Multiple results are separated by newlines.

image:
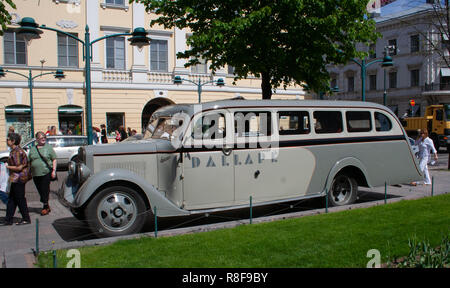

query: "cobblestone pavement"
xmin=1 ymin=153 xmax=449 ymax=268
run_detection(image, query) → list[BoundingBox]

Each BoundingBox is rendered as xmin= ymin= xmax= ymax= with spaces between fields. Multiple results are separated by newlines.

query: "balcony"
xmin=423 ymin=82 xmax=450 ymax=91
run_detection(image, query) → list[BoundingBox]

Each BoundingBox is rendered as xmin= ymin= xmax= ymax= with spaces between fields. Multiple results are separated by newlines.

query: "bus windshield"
xmin=143 ymin=115 xmax=185 ymax=141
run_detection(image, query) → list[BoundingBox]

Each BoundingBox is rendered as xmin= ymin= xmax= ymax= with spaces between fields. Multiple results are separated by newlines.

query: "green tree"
xmin=135 ymin=0 xmax=378 ymax=99
xmin=0 ymin=0 xmax=16 ymax=35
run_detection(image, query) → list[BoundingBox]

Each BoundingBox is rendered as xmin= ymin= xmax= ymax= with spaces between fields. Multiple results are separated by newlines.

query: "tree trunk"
xmin=261 ymin=72 xmax=272 ymax=100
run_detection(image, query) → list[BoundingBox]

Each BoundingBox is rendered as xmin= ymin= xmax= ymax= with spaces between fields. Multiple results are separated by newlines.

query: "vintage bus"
xmin=59 ymin=100 xmax=422 ymax=237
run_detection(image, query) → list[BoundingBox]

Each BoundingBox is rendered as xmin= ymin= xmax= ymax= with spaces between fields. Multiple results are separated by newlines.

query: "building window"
xmin=388 ymin=39 xmax=397 ymax=55
xmin=3 ymin=31 xmax=26 ymax=65
xmin=106 ymin=0 xmax=124 ymax=5
xmin=369 ymin=43 xmax=376 ymax=59
xmin=191 ymin=58 xmax=208 ymax=74
xmin=58 ymin=105 xmax=83 ymax=135
xmin=410 ymin=69 xmax=420 ymax=87
xmin=5 ymin=105 xmax=32 ymax=143
xmin=106 ymin=37 xmax=125 ymax=70
xmin=410 ymin=34 xmax=420 ymax=53
xmin=58 ymin=33 xmax=78 ymax=67
xmin=150 ymin=39 xmax=168 ymax=72
xmin=389 ymin=71 xmax=397 ymax=89
xmin=369 ymin=74 xmax=377 ymax=91
xmin=106 ymin=112 xmax=125 ymax=137
xmin=347 ymin=76 xmax=354 ymax=92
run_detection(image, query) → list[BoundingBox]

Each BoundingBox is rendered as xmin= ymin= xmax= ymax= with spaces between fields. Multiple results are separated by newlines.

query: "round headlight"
xmin=78 ymin=147 xmax=86 ymax=163
xmin=68 ymin=161 xmax=76 ymax=178
xmin=77 ymin=164 xmax=91 ymax=184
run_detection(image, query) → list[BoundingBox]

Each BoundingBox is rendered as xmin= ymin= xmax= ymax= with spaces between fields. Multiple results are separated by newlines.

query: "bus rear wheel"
xmin=328 ymin=173 xmax=358 ymax=206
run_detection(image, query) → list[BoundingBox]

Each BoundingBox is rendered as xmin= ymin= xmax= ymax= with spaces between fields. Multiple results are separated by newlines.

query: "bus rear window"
xmin=346 ymin=111 xmax=372 ymax=132
xmin=313 ymin=111 xmax=343 ymax=134
xmin=375 ymin=112 xmax=392 ymax=132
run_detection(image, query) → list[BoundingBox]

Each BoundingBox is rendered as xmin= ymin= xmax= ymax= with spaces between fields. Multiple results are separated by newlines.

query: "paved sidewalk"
xmin=1 ymin=156 xmax=449 ymax=268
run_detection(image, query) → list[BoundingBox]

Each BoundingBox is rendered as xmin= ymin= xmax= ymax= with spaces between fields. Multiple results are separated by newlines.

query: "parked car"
xmin=408 ymin=137 xmax=419 ymax=158
xmin=0 ymin=135 xmax=88 ymax=169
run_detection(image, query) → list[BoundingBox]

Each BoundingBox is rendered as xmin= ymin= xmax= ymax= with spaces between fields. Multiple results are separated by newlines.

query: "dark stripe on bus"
xmin=94 ymin=135 xmax=407 ymax=156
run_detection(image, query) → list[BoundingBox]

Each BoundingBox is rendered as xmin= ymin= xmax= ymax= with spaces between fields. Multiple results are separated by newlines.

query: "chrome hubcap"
xmin=97 ymin=192 xmax=137 ymax=232
xmin=331 ymin=176 xmax=351 ymax=204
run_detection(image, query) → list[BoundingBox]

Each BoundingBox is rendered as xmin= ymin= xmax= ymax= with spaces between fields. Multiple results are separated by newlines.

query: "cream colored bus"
xmin=59 ymin=100 xmax=422 ymax=237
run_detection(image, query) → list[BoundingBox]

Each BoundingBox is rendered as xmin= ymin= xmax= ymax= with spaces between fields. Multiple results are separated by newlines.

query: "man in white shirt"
xmin=414 ymin=130 xmax=438 ymax=185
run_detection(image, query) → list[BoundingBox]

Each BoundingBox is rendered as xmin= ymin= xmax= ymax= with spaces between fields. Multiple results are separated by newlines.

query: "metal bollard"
xmin=154 ymin=206 xmax=158 ymax=238
xmin=35 ymin=219 xmax=39 ymax=256
xmin=431 ymin=176 xmax=434 ymax=197
xmin=384 ymin=182 xmax=387 ymax=205
xmin=53 ymin=250 xmax=57 ymax=268
xmin=249 ymin=196 xmax=253 ymax=224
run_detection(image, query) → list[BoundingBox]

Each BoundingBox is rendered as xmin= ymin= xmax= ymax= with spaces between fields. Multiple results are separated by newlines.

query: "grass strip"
xmin=38 ymin=194 xmax=450 ymax=268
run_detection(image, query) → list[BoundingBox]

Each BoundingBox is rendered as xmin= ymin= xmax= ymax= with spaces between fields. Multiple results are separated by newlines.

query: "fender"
xmin=323 ymin=157 xmax=372 ymax=194
xmin=66 ymin=168 xmax=190 ymax=217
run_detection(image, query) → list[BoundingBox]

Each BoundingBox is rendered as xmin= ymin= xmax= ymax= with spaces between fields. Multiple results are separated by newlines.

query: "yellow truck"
xmin=401 ymin=104 xmax=450 ymax=152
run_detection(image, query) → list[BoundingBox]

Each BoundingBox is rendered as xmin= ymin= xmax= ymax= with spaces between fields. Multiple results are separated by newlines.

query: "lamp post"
xmin=16 ymin=17 xmax=151 ymax=144
xmin=173 ymin=76 xmax=225 ymax=103
xmin=381 ymin=46 xmax=394 ymax=106
xmin=0 ymin=67 xmax=65 ymax=138
xmin=347 ymin=50 xmax=393 ymax=102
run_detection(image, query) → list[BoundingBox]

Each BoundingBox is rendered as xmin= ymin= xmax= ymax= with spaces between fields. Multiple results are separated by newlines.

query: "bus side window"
xmin=278 ymin=111 xmax=310 ymax=135
xmin=313 ymin=111 xmax=343 ymax=134
xmin=234 ymin=111 xmax=272 ymax=137
xmin=346 ymin=111 xmax=372 ymax=132
xmin=375 ymin=112 xmax=392 ymax=132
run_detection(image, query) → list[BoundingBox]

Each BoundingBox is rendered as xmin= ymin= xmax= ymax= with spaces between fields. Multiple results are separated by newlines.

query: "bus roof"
xmin=155 ymin=99 xmax=392 ymax=117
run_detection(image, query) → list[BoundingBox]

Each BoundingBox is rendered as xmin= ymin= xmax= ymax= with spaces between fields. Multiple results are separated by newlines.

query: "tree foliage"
xmin=134 ymin=0 xmax=378 ymax=99
xmin=0 ymin=0 xmax=16 ymax=36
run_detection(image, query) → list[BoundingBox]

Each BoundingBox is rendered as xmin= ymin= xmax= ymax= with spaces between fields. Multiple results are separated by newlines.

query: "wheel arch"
xmin=325 ymin=157 xmax=371 ymax=193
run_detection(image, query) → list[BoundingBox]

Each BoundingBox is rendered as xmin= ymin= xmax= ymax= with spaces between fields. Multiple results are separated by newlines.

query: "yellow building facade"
xmin=0 ymin=0 xmax=306 ymax=150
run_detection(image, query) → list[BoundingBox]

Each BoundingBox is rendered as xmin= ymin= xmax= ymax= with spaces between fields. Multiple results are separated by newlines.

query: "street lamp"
xmin=16 ymin=17 xmax=151 ymax=144
xmin=0 ymin=67 xmax=65 ymax=138
xmin=346 ymin=49 xmax=393 ymax=102
xmin=173 ymin=75 xmax=225 ymax=103
xmin=381 ymin=46 xmax=394 ymax=106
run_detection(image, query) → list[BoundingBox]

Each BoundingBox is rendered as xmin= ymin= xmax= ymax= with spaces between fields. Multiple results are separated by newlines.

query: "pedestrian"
xmin=28 ymin=131 xmax=57 ymax=216
xmin=127 ymin=127 xmax=132 ymax=137
xmin=49 ymin=126 xmax=59 ymax=136
xmin=1 ymin=133 xmax=31 ymax=225
xmin=115 ymin=130 xmax=121 ymax=142
xmin=0 ymin=161 xmax=9 ymax=205
xmin=100 ymin=124 xmax=108 ymax=144
xmin=412 ymin=129 xmax=438 ymax=186
xmin=119 ymin=125 xmax=128 ymax=142
xmin=8 ymin=126 xmax=14 ymax=134
xmin=92 ymin=127 xmax=99 ymax=145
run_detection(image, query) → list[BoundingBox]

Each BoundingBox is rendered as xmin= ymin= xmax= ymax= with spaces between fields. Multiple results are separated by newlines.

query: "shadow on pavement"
xmin=51 ymin=190 xmax=401 ymax=242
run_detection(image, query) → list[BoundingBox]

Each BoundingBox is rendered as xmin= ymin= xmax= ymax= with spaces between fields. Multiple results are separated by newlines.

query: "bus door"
xmin=181 ymin=110 xmax=235 ymax=209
